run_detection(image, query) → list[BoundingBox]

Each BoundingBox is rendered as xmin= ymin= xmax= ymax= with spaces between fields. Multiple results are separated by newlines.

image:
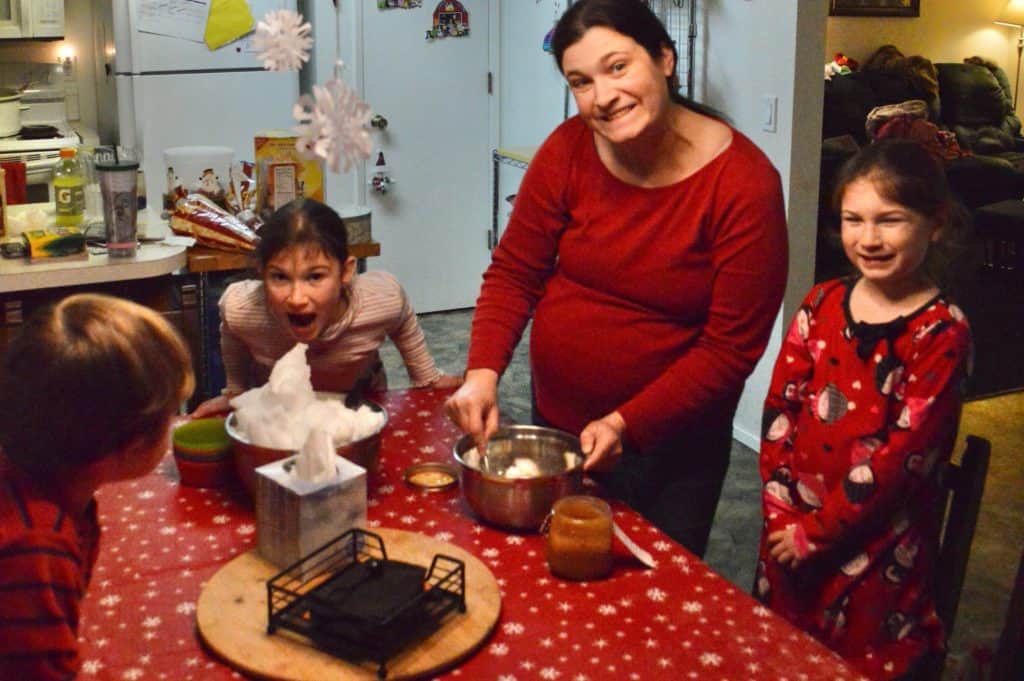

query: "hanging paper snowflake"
xmin=253 ymin=9 xmax=313 ymax=72
xmin=293 ymin=64 xmax=373 ymax=174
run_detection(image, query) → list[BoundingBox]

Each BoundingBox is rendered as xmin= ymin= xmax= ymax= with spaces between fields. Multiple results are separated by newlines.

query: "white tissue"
xmin=294 ymin=427 xmax=337 ymax=483
xmin=7 ymin=208 xmax=48 ymax=233
xmin=230 ymin=342 xmax=385 ymax=451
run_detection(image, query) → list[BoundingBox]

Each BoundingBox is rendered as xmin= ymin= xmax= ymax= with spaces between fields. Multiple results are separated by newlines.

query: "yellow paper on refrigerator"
xmin=204 ymin=0 xmax=254 ymax=50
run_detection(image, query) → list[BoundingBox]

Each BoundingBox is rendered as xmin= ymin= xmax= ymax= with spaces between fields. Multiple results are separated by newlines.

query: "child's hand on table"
xmin=190 ymin=394 xmax=234 ymax=419
xmin=429 ymin=373 xmax=464 ymax=390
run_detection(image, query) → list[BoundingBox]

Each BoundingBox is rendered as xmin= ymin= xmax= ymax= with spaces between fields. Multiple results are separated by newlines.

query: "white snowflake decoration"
xmin=254 ymin=10 xmax=313 ymax=72
xmin=293 ymin=63 xmax=373 ymax=174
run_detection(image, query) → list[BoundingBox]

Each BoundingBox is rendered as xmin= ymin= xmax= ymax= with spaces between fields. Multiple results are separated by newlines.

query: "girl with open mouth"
xmin=191 ymin=198 xmax=460 ymax=417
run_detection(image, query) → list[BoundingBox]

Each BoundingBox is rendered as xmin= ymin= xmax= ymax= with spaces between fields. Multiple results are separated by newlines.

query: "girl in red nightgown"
xmin=756 ymin=139 xmax=973 ymax=681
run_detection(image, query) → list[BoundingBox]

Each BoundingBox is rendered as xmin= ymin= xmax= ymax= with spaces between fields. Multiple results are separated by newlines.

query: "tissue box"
xmin=255 ymin=454 xmax=367 ymax=570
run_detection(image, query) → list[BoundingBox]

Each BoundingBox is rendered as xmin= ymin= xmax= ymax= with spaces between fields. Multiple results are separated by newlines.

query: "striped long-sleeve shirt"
xmin=219 ymin=270 xmax=442 ymax=395
xmin=0 ymin=456 xmax=99 ymax=681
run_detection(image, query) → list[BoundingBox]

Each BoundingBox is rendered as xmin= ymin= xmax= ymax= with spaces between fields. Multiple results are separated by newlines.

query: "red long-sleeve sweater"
xmin=468 ymin=116 xmax=788 ymax=451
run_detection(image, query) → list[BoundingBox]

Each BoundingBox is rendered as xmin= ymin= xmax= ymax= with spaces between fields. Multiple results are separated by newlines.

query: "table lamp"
xmin=996 ymin=0 xmax=1024 ymax=109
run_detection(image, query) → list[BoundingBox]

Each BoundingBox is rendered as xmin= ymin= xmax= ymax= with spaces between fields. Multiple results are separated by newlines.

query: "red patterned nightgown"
xmin=756 ymin=277 xmax=971 ymax=680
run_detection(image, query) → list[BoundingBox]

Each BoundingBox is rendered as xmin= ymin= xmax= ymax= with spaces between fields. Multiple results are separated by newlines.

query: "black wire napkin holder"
xmin=266 ymin=528 xmax=466 ymax=679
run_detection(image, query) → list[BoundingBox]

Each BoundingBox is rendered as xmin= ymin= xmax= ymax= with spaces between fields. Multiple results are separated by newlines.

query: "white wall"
xmin=498 ymin=1 xmax=567 ymax=148
xmin=705 ymin=0 xmax=826 ymax=449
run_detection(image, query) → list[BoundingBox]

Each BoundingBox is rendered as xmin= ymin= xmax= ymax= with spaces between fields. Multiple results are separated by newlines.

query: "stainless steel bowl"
xmin=225 ymin=398 xmax=386 ymax=500
xmin=452 ymin=425 xmax=584 ymax=530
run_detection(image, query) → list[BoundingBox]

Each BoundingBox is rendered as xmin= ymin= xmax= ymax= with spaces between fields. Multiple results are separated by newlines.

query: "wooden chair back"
xmin=935 ymin=434 xmax=991 ymax=637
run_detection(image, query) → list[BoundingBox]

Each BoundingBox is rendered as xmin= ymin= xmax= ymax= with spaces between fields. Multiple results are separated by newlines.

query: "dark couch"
xmin=816 ymin=59 xmax=1024 ymax=280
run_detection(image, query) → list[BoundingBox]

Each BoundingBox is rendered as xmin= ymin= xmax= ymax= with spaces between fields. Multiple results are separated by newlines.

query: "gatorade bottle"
xmin=54 ymin=147 xmax=85 ymax=227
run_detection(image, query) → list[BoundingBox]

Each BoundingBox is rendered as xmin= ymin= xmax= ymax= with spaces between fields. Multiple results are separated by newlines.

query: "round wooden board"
xmin=196 ymin=528 xmax=502 ymax=680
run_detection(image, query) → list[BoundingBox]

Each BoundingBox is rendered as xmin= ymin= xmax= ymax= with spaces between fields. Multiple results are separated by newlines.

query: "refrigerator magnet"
xmin=425 ymin=1 xmax=470 ymax=41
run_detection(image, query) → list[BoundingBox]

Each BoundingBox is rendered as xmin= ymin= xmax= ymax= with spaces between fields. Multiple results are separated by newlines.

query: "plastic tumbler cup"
xmin=96 ymin=160 xmax=140 ymax=257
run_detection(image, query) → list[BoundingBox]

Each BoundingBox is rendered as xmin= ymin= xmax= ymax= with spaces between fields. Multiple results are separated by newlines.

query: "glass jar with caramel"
xmin=544 ymin=495 xmax=613 ymax=581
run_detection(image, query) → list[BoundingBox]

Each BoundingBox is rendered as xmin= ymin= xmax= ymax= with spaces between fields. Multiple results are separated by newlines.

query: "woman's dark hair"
xmin=255 ymin=198 xmax=349 ymax=270
xmin=550 ymin=0 xmax=721 ymax=119
xmin=831 ymin=139 xmax=978 ymax=295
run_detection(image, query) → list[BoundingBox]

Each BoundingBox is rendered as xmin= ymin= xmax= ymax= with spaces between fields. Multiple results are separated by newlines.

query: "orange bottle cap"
xmin=59 ymin=148 xmax=76 ymax=158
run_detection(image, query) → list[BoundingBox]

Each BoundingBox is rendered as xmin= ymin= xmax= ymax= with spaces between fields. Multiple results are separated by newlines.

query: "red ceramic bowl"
xmin=173 ymin=418 xmax=233 ymax=488
xmin=225 ymin=399 xmax=387 ymax=500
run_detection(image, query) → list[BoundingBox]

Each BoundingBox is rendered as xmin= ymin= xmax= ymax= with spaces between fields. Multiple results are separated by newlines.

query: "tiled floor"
xmin=380 ymin=308 xmax=1023 ymax=672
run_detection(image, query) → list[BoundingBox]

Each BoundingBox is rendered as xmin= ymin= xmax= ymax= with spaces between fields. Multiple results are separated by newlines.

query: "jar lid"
xmin=95 ymin=160 xmax=140 ymax=172
xmin=403 ymin=462 xmax=459 ymax=492
xmin=59 ymin=148 xmax=75 ymax=158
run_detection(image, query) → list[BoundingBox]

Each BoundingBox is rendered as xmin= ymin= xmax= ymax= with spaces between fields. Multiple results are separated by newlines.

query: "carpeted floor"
xmin=381 ymin=307 xmax=1023 ymax=675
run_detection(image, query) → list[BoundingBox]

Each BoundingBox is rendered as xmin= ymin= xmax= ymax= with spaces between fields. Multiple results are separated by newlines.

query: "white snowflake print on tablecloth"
xmin=80 ymin=659 xmax=104 ymax=674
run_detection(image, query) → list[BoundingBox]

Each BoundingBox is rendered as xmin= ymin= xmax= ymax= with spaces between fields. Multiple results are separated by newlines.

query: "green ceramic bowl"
xmin=173 ymin=417 xmax=231 ymax=458
xmin=173 ymin=418 xmax=233 ymax=488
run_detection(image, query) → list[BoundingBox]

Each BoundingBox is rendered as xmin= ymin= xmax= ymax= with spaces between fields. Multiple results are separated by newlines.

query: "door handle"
xmin=370 ymin=114 xmax=388 ymax=130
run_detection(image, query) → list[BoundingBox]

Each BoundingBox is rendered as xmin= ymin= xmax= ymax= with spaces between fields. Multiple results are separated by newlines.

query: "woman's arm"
xmin=466 ymin=125 xmax=574 ymax=377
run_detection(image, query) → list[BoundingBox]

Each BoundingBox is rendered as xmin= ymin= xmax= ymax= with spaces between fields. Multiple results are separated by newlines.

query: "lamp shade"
xmin=997 ymin=0 xmax=1024 ymax=28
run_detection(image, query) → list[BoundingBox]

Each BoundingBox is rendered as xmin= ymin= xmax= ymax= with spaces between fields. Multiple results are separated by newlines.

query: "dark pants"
xmin=533 ymin=405 xmax=733 ymax=558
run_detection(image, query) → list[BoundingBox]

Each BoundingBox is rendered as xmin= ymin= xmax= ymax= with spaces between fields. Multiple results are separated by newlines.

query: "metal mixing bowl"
xmin=452 ymin=424 xmax=584 ymax=530
xmin=225 ymin=399 xmax=386 ymax=500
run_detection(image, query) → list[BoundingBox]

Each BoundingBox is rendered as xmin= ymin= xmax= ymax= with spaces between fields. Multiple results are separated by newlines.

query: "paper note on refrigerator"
xmin=137 ymin=0 xmax=209 ymax=43
xmin=204 ymin=0 xmax=255 ymax=50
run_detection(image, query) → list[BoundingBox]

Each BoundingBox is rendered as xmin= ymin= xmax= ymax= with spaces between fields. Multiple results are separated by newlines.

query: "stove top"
xmin=0 ymin=120 xmax=80 ymax=156
xmin=17 ymin=124 xmax=61 ymax=140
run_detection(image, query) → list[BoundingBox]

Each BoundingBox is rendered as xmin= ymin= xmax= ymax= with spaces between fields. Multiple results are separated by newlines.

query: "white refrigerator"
xmin=94 ymin=0 xmax=299 ymax=209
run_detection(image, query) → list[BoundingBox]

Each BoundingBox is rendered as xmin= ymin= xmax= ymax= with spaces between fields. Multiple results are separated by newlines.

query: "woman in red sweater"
xmin=446 ymin=0 xmax=788 ymax=556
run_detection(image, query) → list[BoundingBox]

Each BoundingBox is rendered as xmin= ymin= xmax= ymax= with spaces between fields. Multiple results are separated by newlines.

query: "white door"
xmin=360 ymin=1 xmax=494 ymax=313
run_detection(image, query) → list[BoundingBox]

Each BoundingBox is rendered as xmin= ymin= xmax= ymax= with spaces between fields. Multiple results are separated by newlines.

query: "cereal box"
xmin=254 ymin=130 xmax=325 ymax=211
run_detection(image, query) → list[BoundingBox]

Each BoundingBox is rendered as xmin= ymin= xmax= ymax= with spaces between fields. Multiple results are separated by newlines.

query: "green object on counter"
xmin=23 ymin=227 xmax=87 ymax=260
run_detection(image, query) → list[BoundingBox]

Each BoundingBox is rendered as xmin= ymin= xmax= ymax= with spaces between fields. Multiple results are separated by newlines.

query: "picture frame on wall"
xmin=829 ymin=0 xmax=920 ymax=17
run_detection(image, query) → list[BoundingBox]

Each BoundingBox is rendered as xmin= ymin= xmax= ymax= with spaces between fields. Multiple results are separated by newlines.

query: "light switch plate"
xmin=761 ymin=94 xmax=778 ymax=133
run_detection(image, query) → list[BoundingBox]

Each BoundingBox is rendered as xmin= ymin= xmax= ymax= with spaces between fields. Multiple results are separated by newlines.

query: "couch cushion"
xmin=936 ymin=63 xmax=1010 ymax=127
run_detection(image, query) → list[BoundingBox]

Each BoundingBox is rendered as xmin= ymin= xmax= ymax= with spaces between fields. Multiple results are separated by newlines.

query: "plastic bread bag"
xmin=170 ymin=193 xmax=259 ymax=251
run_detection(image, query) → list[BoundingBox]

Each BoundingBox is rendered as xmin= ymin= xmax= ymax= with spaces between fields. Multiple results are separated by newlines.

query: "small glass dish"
xmin=403 ymin=462 xmax=458 ymax=492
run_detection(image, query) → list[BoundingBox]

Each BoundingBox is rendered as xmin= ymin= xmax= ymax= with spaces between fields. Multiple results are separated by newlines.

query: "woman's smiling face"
xmin=560 ymin=26 xmax=674 ymax=146
xmin=263 ymin=244 xmax=356 ymax=342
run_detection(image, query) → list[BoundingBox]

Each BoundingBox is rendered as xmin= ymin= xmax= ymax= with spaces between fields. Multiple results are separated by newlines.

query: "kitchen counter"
xmin=0 ymin=204 xmax=186 ymax=294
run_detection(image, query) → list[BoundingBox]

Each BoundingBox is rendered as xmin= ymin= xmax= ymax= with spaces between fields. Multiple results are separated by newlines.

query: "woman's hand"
xmin=445 ymin=369 xmax=500 ymax=451
xmin=189 ymin=394 xmax=233 ymax=419
xmin=579 ymin=411 xmax=627 ymax=472
xmin=429 ymin=373 xmax=464 ymax=390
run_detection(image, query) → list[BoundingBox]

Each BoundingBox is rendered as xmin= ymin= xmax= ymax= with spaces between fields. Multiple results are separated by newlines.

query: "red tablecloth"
xmin=78 ymin=388 xmax=864 ymax=680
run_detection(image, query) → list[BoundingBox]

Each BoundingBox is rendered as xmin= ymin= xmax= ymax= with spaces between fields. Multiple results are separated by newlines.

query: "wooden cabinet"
xmin=0 ymin=274 xmax=203 ymax=409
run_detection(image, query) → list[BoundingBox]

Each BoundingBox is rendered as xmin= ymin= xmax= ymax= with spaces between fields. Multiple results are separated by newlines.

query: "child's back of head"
xmin=0 ymin=293 xmax=195 ymax=476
